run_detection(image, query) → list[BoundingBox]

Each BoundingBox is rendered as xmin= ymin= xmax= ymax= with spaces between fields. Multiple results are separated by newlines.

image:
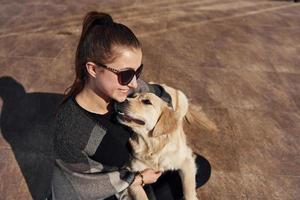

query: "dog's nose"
xmin=114 ymin=99 xmax=129 ymax=113
xmin=121 ymin=99 xmax=129 ymax=106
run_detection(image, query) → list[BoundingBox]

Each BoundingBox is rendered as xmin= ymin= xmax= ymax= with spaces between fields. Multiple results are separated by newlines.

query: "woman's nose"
xmin=127 ymin=76 xmax=138 ymax=88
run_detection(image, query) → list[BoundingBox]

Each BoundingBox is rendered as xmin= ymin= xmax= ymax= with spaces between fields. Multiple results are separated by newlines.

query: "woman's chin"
xmin=114 ymin=95 xmax=127 ymax=103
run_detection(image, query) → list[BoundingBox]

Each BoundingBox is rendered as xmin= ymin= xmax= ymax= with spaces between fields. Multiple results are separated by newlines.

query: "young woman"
xmin=50 ymin=11 xmax=211 ymax=200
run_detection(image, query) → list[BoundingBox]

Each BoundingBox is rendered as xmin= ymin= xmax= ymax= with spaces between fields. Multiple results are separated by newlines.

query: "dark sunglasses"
xmin=95 ymin=63 xmax=143 ymax=85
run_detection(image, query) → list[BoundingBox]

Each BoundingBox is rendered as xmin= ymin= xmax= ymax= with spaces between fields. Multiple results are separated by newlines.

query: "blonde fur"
xmin=117 ymin=84 xmax=217 ymax=200
xmin=185 ymin=104 xmax=218 ymax=132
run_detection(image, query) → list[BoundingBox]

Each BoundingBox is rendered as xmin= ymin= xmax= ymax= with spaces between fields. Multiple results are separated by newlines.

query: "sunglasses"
xmin=95 ymin=63 xmax=143 ymax=85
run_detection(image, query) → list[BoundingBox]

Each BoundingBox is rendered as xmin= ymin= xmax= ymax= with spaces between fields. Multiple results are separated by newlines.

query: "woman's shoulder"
xmin=55 ymin=97 xmax=96 ymax=128
xmin=56 ymin=97 xmax=80 ymax=118
xmin=54 ymin=97 xmax=101 ymax=146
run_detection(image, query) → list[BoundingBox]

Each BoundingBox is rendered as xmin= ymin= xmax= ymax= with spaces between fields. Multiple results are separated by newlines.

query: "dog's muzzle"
xmin=114 ymin=100 xmax=146 ymax=125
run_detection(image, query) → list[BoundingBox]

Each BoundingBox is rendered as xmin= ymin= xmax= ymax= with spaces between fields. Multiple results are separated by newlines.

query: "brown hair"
xmin=61 ymin=11 xmax=141 ymax=104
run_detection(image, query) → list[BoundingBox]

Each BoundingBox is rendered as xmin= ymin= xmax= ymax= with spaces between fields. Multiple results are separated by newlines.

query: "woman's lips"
xmin=119 ymin=89 xmax=129 ymax=94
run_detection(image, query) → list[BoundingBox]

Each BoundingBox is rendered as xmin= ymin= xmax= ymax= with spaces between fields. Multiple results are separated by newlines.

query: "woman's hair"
xmin=61 ymin=11 xmax=141 ymax=104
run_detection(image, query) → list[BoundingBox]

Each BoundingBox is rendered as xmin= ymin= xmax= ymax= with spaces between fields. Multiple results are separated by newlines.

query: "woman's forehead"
xmin=111 ymin=47 xmax=142 ymax=70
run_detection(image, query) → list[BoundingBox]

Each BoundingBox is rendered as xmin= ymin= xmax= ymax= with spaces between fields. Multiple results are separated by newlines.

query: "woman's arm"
xmin=52 ymin=108 xmax=135 ymax=199
xmin=53 ymin=135 xmax=161 ymax=199
xmin=131 ymin=169 xmax=162 ymax=187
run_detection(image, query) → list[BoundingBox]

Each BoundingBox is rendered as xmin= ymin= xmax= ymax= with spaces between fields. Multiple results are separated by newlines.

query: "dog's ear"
xmin=161 ymin=85 xmax=189 ymax=119
xmin=151 ymin=107 xmax=178 ymax=137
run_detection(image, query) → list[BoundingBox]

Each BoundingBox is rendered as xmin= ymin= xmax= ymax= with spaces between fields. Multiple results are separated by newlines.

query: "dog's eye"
xmin=142 ymin=99 xmax=152 ymax=105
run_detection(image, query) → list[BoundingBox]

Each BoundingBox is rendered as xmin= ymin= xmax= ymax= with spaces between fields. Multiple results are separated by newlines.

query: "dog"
xmin=116 ymin=84 xmax=217 ymax=200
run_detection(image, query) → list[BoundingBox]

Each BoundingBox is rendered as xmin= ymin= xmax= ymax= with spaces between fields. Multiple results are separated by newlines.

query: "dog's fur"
xmin=117 ymin=84 xmax=217 ymax=200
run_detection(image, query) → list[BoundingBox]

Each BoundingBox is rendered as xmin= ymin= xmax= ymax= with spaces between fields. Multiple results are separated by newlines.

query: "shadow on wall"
xmin=0 ymin=76 xmax=63 ymax=200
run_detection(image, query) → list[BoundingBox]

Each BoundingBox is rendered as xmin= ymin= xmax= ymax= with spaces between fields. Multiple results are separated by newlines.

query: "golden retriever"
xmin=117 ymin=84 xmax=217 ymax=200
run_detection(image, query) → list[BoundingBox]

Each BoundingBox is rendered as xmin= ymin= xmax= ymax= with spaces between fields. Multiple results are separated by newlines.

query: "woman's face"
xmin=93 ymin=47 xmax=142 ymax=102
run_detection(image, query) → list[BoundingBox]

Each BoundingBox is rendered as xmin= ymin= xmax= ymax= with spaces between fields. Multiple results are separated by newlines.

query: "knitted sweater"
xmin=51 ymin=80 xmax=173 ymax=200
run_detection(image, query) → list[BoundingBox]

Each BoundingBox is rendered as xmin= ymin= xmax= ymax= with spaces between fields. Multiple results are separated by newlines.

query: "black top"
xmin=72 ymin=97 xmax=133 ymax=168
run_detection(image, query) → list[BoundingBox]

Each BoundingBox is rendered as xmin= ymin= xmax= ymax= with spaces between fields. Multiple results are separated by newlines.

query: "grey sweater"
xmin=51 ymin=80 xmax=153 ymax=200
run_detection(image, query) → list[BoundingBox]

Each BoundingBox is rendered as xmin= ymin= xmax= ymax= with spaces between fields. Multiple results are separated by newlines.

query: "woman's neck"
xmin=75 ymin=85 xmax=112 ymax=115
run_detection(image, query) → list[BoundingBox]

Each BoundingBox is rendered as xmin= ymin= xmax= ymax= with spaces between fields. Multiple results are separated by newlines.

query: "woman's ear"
xmin=85 ymin=62 xmax=98 ymax=78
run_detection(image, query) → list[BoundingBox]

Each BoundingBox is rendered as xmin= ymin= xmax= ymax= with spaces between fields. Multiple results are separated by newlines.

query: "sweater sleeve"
xmin=51 ymin=105 xmax=135 ymax=200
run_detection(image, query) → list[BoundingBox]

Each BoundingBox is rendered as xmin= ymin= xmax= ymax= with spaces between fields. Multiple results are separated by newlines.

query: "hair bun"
xmin=83 ymin=11 xmax=114 ymax=32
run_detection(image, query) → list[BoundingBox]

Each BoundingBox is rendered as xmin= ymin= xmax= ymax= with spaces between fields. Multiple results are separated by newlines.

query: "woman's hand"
xmin=131 ymin=168 xmax=162 ymax=186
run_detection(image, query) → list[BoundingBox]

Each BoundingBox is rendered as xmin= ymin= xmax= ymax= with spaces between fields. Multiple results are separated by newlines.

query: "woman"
xmin=50 ymin=11 xmax=211 ymax=200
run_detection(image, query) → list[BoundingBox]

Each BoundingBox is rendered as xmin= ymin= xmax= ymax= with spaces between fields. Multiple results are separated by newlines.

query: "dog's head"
xmin=116 ymin=88 xmax=189 ymax=137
